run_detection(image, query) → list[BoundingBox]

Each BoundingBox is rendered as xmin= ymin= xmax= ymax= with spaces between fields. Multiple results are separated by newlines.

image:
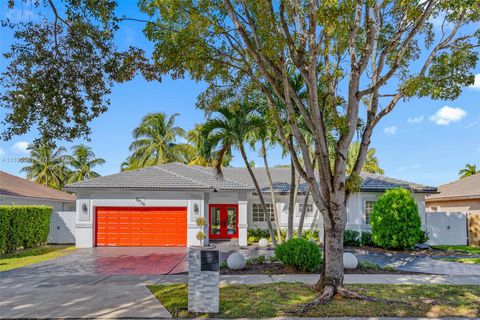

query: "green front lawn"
xmin=433 ymin=245 xmax=480 ymax=255
xmin=0 ymin=246 xmax=75 ymax=272
xmin=148 ymin=283 xmax=480 ymax=318
xmin=437 ymin=257 xmax=480 ymax=264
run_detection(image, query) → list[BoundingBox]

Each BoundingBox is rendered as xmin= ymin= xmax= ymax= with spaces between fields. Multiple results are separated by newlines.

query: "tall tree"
xmin=252 ymin=105 xmax=283 ymax=244
xmin=2 ymin=0 xmax=479 ymax=306
xmin=459 ymin=164 xmax=479 ymax=179
xmin=137 ymin=1 xmax=479 ymax=305
xmin=20 ymin=143 xmax=69 ymax=189
xmin=201 ymin=104 xmax=278 ymax=246
xmin=66 ymin=144 xmax=105 ymax=183
xmin=124 ymin=112 xmax=191 ymax=169
xmin=0 ymin=1 xmax=156 ymax=142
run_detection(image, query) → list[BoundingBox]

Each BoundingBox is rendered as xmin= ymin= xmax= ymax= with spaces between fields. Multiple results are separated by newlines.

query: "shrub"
xmin=268 ymin=255 xmax=279 ymax=263
xmin=301 ymin=230 xmax=320 ymax=242
xmin=274 ymin=238 xmax=322 ymax=272
xmin=247 ymin=228 xmax=271 ymax=243
xmin=248 ymin=228 xmax=320 ymax=244
xmin=0 ymin=206 xmax=52 ymax=254
xmin=370 ymin=188 xmax=423 ymax=249
xmin=358 ymin=260 xmax=382 ymax=271
xmin=246 ymin=255 xmax=266 ymax=266
xmin=360 ymin=231 xmax=373 ymax=246
xmin=344 ymin=230 xmax=361 ymax=247
xmin=418 ymin=229 xmax=430 ymax=244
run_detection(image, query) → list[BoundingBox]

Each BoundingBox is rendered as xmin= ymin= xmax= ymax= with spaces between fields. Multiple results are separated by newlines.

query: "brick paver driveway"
xmin=2 ymin=246 xmax=188 ymax=277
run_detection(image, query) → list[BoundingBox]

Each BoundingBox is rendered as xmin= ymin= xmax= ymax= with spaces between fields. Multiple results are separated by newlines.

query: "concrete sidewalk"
xmin=158 ymin=273 xmax=480 ymax=285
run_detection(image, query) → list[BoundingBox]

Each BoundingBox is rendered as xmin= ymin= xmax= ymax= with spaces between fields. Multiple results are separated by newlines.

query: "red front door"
xmin=209 ymin=204 xmax=238 ymax=239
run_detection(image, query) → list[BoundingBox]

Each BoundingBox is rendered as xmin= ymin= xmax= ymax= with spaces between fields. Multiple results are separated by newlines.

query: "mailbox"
xmin=201 ymin=250 xmax=219 ymax=271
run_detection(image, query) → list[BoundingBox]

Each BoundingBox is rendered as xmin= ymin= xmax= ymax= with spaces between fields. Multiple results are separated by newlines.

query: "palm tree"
xmin=346 ymin=142 xmax=384 ymax=175
xmin=201 ymin=104 xmax=278 ymax=246
xmin=459 ymin=164 xmax=479 ymax=178
xmin=185 ymin=124 xmax=232 ymax=167
xmin=20 ymin=143 xmax=69 ymax=189
xmin=124 ymin=113 xmax=191 ymax=170
xmin=66 ymin=144 xmax=105 ymax=183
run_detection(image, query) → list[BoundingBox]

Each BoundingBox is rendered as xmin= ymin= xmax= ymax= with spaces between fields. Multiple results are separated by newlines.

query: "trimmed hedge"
xmin=370 ymin=188 xmax=422 ymax=249
xmin=0 ymin=206 xmax=52 ymax=254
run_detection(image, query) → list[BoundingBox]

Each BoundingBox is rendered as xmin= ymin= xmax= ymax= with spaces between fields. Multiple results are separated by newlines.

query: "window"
xmin=364 ymin=200 xmax=376 ymax=224
xmin=252 ymin=203 xmax=275 ymax=222
xmin=297 ymin=203 xmax=314 ymax=217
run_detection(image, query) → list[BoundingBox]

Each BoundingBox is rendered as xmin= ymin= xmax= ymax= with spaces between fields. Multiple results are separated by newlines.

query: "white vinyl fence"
xmin=425 ymin=212 xmax=467 ymax=246
xmin=48 ymin=211 xmax=76 ymax=244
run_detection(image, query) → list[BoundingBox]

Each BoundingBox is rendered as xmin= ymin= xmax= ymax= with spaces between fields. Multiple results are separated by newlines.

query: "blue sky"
xmin=0 ymin=2 xmax=479 ymax=187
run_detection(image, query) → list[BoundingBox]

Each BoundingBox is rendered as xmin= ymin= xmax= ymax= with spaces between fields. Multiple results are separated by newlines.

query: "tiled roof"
xmin=426 ymin=173 xmax=480 ymax=201
xmin=0 ymin=171 xmax=75 ymax=202
xmin=65 ymin=162 xmax=436 ymax=194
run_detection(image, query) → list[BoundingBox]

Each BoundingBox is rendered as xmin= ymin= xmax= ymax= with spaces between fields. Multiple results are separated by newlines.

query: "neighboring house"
xmin=0 ymin=171 xmax=76 ymax=244
xmin=65 ymin=162 xmax=435 ymax=248
xmin=426 ymin=173 xmax=480 ymax=215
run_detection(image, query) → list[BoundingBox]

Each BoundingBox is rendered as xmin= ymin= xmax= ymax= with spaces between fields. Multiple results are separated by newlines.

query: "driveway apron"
xmin=0 ymin=247 xmax=188 ymax=318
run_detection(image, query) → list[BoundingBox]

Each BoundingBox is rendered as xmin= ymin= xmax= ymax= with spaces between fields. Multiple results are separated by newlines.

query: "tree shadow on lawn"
xmin=148 ymin=282 xmax=480 ymax=318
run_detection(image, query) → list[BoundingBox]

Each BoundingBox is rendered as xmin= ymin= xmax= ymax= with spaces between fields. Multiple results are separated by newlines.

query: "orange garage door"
xmin=96 ymin=207 xmax=187 ymax=247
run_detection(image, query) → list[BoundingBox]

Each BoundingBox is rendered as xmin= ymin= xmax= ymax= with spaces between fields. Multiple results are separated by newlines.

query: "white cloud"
xmin=11 ymin=141 xmax=30 ymax=154
xmin=384 ymin=126 xmax=397 ymax=135
xmin=408 ymin=116 xmax=424 ymax=124
xmin=429 ymin=106 xmax=466 ymax=125
xmin=0 ymin=147 xmax=4 ymax=156
xmin=469 ymin=74 xmax=480 ymax=90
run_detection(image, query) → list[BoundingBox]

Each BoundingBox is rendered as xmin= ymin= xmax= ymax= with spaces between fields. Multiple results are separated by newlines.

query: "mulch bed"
xmin=220 ymin=262 xmax=419 ymax=275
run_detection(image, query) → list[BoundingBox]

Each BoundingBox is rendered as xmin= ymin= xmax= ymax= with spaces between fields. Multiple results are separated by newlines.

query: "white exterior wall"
xmin=246 ymin=191 xmax=428 ymax=236
xmin=74 ymin=189 xmax=428 ymax=248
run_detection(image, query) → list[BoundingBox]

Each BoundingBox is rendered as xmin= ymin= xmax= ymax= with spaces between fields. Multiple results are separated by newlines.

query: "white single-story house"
xmin=0 ymin=170 xmax=77 ymax=244
xmin=65 ymin=162 xmax=436 ymax=248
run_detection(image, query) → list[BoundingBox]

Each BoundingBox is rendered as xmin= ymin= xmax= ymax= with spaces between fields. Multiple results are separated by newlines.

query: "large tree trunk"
xmin=239 ymin=144 xmax=278 ymax=247
xmin=261 ymin=141 xmax=282 ymax=244
xmin=314 ymin=193 xmax=347 ymax=295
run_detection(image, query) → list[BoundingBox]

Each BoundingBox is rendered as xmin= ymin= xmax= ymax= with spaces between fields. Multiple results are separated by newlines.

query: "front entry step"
xmin=209 ymin=239 xmax=239 ymax=246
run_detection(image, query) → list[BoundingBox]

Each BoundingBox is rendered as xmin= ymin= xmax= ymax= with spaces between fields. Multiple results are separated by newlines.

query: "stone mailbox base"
xmin=188 ymin=248 xmax=219 ymax=313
